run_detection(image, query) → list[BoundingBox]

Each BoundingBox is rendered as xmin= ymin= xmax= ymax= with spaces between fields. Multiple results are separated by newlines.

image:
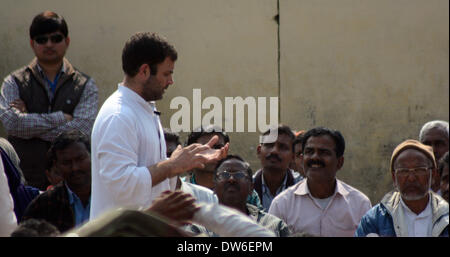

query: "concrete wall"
xmin=280 ymin=0 xmax=449 ymax=202
xmin=1 ymin=0 xmax=448 ymax=204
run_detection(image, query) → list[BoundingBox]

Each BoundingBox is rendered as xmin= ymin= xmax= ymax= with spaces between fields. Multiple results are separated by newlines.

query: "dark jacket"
xmin=8 ymin=58 xmax=89 ymax=190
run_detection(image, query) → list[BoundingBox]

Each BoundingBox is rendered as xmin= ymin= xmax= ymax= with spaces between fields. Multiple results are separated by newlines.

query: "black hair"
xmin=438 ymin=151 xmax=449 ymax=177
xmin=47 ymin=130 xmax=90 ymax=167
xmin=293 ymin=132 xmax=306 ymax=152
xmin=260 ymin=124 xmax=295 ymax=153
xmin=122 ymin=32 xmax=178 ymax=77
xmin=11 ymin=219 xmax=60 ymax=237
xmin=301 ymin=127 xmax=346 ymax=158
xmin=163 ymin=127 xmax=180 ymax=145
xmin=214 ymin=154 xmax=253 ymax=179
xmin=186 ymin=125 xmax=230 ymax=146
xmin=29 ymin=11 xmax=68 ymax=39
xmin=261 ymin=124 xmax=295 ymax=141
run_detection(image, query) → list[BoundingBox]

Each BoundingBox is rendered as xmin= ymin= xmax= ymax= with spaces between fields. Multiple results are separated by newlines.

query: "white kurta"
xmin=90 ymin=84 xmax=176 ymax=220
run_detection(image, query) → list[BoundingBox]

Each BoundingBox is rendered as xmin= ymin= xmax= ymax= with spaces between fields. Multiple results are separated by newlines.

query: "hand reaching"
xmin=146 ymin=190 xmax=200 ymax=226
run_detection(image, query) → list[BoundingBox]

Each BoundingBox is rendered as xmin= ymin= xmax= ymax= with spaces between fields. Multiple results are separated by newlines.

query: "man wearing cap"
xmin=355 ymin=139 xmax=449 ymax=237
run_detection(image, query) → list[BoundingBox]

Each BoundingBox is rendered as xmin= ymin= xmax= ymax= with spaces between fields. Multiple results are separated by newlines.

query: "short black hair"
xmin=47 ymin=130 xmax=90 ymax=166
xmin=29 ymin=11 xmax=68 ymax=39
xmin=163 ymin=127 xmax=180 ymax=145
xmin=293 ymin=132 xmax=306 ymax=152
xmin=186 ymin=125 xmax=230 ymax=146
xmin=214 ymin=154 xmax=253 ymax=179
xmin=122 ymin=32 xmax=178 ymax=77
xmin=301 ymin=127 xmax=346 ymax=158
xmin=438 ymin=151 xmax=449 ymax=177
xmin=260 ymin=124 xmax=295 ymax=152
xmin=11 ymin=219 xmax=60 ymax=237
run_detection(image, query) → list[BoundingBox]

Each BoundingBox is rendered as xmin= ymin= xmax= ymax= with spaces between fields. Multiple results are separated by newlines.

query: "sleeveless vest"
xmin=7 ymin=58 xmax=89 ymax=190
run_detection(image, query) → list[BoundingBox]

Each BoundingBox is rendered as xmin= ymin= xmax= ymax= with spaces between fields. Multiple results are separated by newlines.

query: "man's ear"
xmin=138 ymin=63 xmax=151 ymax=79
xmin=337 ymin=156 xmax=344 ymax=170
xmin=65 ymin=36 xmax=70 ymax=48
xmin=256 ymin=145 xmax=262 ymax=157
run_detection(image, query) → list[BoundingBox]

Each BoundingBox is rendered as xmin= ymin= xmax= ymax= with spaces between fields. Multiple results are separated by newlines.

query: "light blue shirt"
xmin=66 ymin=184 xmax=90 ymax=227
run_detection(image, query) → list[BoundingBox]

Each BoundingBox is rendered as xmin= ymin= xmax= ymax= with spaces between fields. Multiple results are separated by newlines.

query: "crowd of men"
xmin=0 ymin=11 xmax=448 ymax=237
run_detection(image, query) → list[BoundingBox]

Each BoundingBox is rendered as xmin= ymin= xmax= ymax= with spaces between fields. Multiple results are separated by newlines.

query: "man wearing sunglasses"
xmin=0 ymin=11 xmax=98 ymax=191
xmin=213 ymin=155 xmax=290 ymax=237
xmin=355 ymin=139 xmax=449 ymax=237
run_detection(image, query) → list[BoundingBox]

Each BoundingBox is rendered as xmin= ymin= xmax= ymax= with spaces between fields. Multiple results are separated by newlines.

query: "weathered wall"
xmin=1 ymin=0 xmax=448 ymax=204
xmin=280 ymin=0 xmax=449 ymax=203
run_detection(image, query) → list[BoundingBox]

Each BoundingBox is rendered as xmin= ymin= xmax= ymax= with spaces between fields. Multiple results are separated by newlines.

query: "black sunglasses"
xmin=34 ymin=34 xmax=64 ymax=45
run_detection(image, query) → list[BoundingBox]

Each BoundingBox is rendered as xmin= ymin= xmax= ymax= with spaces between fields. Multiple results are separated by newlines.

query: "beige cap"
xmin=390 ymin=139 xmax=436 ymax=173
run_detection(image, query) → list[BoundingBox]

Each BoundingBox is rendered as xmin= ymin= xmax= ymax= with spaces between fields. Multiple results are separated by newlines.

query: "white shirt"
xmin=90 ymin=84 xmax=176 ymax=220
xmin=269 ymin=179 xmax=372 ymax=237
xmin=0 ymin=158 xmax=17 ymax=236
xmin=193 ymin=203 xmax=275 ymax=237
xmin=400 ymin=197 xmax=433 ymax=237
xmin=180 ymin=180 xmax=218 ymax=204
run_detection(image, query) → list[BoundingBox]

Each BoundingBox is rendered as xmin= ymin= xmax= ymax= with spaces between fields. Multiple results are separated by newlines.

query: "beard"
xmin=395 ymin=173 xmax=432 ymax=201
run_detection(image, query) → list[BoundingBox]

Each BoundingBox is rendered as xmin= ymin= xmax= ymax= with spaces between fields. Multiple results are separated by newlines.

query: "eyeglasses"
xmin=216 ymin=170 xmax=249 ymax=181
xmin=395 ymin=167 xmax=431 ymax=177
xmin=34 ymin=34 xmax=64 ymax=45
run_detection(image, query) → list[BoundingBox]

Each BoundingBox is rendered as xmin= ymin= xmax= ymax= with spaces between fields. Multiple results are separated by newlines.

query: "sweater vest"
xmin=7 ymin=59 xmax=89 ymax=189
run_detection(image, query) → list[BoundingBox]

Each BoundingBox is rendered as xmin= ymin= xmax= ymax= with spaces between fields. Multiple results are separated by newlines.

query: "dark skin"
xmin=300 ymin=135 xmax=344 ymax=199
xmin=421 ymin=127 xmax=449 ymax=192
xmin=54 ymin=142 xmax=91 ymax=206
xmin=146 ymin=190 xmax=200 ymax=226
xmin=214 ymin=159 xmax=252 ymax=214
xmin=192 ymin=134 xmax=226 ymax=189
xmin=257 ymin=134 xmax=294 ymax=196
xmin=392 ymin=149 xmax=434 ymax=215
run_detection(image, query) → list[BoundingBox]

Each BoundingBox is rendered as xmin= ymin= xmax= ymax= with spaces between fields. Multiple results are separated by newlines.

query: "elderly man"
xmin=269 ymin=127 xmax=371 ymax=237
xmin=419 ymin=120 xmax=449 ymax=194
xmin=438 ymin=152 xmax=449 ymax=202
xmin=213 ymin=155 xmax=290 ymax=237
xmin=254 ymin=125 xmax=303 ymax=211
xmin=355 ymin=139 xmax=449 ymax=237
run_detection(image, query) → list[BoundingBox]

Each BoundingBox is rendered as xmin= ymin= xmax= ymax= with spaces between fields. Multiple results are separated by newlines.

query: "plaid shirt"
xmin=0 ymin=59 xmax=98 ymax=142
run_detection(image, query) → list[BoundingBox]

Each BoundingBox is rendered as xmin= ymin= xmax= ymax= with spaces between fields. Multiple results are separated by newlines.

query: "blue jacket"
xmin=355 ymin=190 xmax=448 ymax=237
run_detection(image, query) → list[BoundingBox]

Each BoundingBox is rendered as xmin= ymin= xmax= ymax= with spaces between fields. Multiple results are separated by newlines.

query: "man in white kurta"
xmin=90 ymin=32 xmax=228 ymax=220
xmin=90 ymin=84 xmax=175 ymax=219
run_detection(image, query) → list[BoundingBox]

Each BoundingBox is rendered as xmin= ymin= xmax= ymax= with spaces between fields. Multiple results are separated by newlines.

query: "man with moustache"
xmin=419 ymin=120 xmax=449 ymax=194
xmin=355 ymin=140 xmax=448 ymax=237
xmin=0 ymin=11 xmax=98 ymax=190
xmin=253 ymin=125 xmax=303 ymax=211
xmin=90 ymin=33 xmax=228 ymax=220
xmin=22 ymin=130 xmax=92 ymax=232
xmin=269 ymin=127 xmax=371 ymax=236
